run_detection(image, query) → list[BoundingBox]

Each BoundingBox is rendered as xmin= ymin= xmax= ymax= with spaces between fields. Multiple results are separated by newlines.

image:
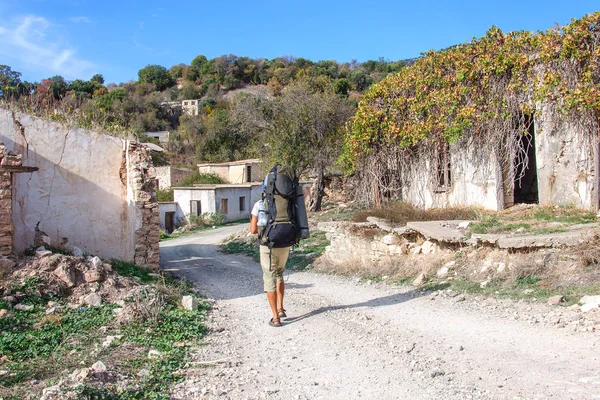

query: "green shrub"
xmin=202 ymin=212 xmax=225 ymax=226
xmin=187 ymin=213 xmax=204 ymax=227
xmin=177 ymin=172 xmax=225 ymax=186
xmin=156 ymin=188 xmax=174 ymax=202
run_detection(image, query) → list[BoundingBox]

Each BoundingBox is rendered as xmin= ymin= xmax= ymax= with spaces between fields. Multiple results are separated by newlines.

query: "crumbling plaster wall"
xmin=0 ymin=110 xmax=159 ymax=268
xmin=154 ymin=166 xmax=194 ymax=190
xmin=401 ymin=139 xmax=502 ymax=210
xmin=535 ymin=106 xmax=595 ymax=209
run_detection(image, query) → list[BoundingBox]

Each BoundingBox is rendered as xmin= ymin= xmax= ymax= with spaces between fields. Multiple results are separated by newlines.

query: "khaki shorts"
xmin=259 ymin=246 xmax=290 ymax=292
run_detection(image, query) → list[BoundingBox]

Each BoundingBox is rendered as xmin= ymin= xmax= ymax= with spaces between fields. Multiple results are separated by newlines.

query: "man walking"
xmin=249 ymin=198 xmax=290 ymax=327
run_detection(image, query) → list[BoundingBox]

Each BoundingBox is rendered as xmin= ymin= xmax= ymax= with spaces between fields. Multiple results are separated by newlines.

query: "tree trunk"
xmin=308 ymin=166 xmax=325 ymax=212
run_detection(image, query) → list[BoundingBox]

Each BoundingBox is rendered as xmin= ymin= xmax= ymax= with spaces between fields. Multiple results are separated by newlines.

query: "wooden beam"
xmin=0 ymin=166 xmax=38 ymax=173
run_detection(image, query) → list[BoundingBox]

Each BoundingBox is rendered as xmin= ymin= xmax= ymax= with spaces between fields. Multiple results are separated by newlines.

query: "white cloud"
xmin=69 ymin=16 xmax=92 ymax=24
xmin=0 ymin=15 xmax=96 ymax=79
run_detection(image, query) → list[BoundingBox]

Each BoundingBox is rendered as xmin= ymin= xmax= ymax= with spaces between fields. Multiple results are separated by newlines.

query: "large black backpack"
xmin=258 ymin=165 xmax=301 ymax=248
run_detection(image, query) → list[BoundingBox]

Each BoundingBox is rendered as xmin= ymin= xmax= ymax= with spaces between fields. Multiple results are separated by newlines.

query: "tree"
xmin=90 ymin=74 xmax=105 ymax=84
xmin=138 ymin=65 xmax=175 ymax=91
xmin=168 ymin=64 xmax=187 ymax=79
xmin=0 ymin=65 xmax=22 ymax=97
xmin=233 ymin=80 xmax=354 ymax=210
xmin=48 ymin=76 xmax=68 ymax=99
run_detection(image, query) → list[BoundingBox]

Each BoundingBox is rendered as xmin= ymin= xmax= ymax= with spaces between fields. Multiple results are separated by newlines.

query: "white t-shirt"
xmin=251 ymin=201 xmax=261 ymax=217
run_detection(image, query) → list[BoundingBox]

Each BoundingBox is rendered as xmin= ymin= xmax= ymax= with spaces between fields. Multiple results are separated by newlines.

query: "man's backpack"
xmin=258 ymin=164 xmax=309 ymax=248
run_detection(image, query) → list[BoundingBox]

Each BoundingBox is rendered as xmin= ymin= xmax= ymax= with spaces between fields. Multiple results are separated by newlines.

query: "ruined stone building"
xmin=0 ymin=110 xmax=160 ymax=269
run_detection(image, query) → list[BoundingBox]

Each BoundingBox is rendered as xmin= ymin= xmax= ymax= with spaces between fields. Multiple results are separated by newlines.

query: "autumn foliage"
xmin=343 ymin=12 xmax=600 ymax=171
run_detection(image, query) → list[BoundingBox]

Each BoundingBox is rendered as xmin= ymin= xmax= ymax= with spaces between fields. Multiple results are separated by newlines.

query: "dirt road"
xmin=161 ymin=225 xmax=600 ymax=400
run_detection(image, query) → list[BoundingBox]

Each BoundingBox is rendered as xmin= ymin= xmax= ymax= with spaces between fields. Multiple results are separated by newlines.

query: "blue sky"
xmin=0 ymin=0 xmax=598 ymax=84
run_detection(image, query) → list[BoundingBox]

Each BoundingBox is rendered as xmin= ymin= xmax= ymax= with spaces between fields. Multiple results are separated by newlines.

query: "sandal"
xmin=277 ymin=308 xmax=287 ymax=318
xmin=269 ymin=317 xmax=282 ymax=327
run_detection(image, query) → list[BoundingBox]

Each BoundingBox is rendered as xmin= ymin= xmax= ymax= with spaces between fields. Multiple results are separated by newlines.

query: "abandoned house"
xmin=167 ymin=183 xmax=263 ymax=230
xmin=0 ymin=110 xmax=160 ymax=269
xmin=145 ymin=131 xmax=170 ymax=144
xmin=154 ymin=166 xmax=195 ymax=190
xmin=197 ymin=159 xmax=262 ymax=184
xmin=348 ymin=13 xmax=600 ymax=212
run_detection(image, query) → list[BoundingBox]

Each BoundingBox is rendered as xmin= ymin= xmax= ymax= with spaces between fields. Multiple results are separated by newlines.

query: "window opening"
xmin=221 ymin=198 xmax=228 ymax=214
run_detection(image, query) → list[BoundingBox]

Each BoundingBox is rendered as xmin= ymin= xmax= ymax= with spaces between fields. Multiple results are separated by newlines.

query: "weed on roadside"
xmin=0 ymin=261 xmax=210 ymax=400
xmin=221 ymin=230 xmax=330 ymax=271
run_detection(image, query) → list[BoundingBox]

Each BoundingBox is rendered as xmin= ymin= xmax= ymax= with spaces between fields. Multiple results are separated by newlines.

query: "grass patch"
xmin=0 ymin=261 xmax=209 ymax=400
xmin=0 ymin=302 xmax=116 ymax=390
xmin=352 ymin=201 xmax=482 ymax=226
xmin=176 ymin=172 xmax=225 ymax=187
xmin=288 ymin=231 xmax=330 ymax=271
xmin=470 ymin=205 xmax=598 ymax=235
xmin=110 ymin=259 xmax=159 ymax=284
xmin=156 ymin=188 xmax=174 ymax=202
xmin=221 ymin=230 xmax=330 ymax=271
xmin=420 ymin=276 xmax=600 ymax=305
xmin=221 ymin=240 xmax=259 ymax=262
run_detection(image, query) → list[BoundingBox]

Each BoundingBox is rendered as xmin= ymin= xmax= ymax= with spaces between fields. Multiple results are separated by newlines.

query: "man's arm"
xmin=249 ymin=215 xmax=258 ymax=234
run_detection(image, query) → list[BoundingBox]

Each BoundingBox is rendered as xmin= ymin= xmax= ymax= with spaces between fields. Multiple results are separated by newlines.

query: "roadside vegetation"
xmin=221 ymin=230 xmax=330 ymax=272
xmin=351 ymin=201 xmax=598 ymax=235
xmin=319 ymin=201 xmax=600 ymax=305
xmin=220 ymin=201 xmax=600 ymax=306
xmin=0 ymin=256 xmax=209 ymax=400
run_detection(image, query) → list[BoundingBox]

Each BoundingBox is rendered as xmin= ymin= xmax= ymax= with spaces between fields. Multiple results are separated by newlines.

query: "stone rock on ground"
xmin=70 ymin=368 xmax=90 ymax=382
xmin=53 ymin=265 xmax=77 ymax=288
xmin=84 ymin=293 xmax=102 ymax=307
xmin=182 ymin=295 xmax=198 ymax=311
xmin=91 ymin=361 xmax=107 ymax=374
xmin=421 ymin=240 xmax=435 ymax=255
xmin=0 ymin=258 xmax=16 ymax=270
xmin=548 ymin=295 xmax=564 ymax=305
xmin=436 ymin=267 xmax=449 ymax=279
xmin=413 ymin=273 xmax=426 ymax=287
xmin=90 ymin=256 xmax=102 ymax=269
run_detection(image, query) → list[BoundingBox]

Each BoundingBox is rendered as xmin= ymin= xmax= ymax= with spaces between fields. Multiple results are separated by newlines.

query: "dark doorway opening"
xmin=165 ymin=212 xmax=175 ymax=233
xmin=514 ymin=115 xmax=539 ymax=204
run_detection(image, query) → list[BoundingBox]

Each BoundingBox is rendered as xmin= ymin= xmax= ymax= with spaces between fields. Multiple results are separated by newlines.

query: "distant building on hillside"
xmin=182 ymin=99 xmax=200 ymax=116
xmin=145 ymin=131 xmax=170 ymax=144
xmin=197 ymin=159 xmax=262 ymax=184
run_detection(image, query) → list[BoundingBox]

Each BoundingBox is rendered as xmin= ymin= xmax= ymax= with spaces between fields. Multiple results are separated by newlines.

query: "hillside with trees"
xmin=0 ymin=55 xmax=408 ymax=209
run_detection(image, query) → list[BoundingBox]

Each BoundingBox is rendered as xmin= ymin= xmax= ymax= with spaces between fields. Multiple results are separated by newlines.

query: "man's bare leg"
xmin=276 ymin=281 xmax=285 ymax=313
xmin=266 ymin=291 xmax=280 ymax=325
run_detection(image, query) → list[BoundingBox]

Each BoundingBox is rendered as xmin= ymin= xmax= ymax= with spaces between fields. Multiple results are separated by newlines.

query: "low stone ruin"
xmin=0 ymin=141 xmax=37 ymax=257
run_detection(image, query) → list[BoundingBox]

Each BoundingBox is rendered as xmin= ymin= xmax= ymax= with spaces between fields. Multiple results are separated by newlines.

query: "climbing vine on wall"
xmin=342 ymin=12 xmax=600 ymax=174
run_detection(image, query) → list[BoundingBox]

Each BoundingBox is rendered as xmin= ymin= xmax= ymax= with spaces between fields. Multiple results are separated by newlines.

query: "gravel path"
xmin=161 ymin=226 xmax=600 ymax=400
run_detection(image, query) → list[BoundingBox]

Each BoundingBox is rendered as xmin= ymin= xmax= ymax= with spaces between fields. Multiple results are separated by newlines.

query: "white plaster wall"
xmin=228 ymin=165 xmax=245 ymax=184
xmin=158 ymin=202 xmax=177 ymax=230
xmin=535 ymin=106 xmax=594 ymax=209
xmin=400 ymin=141 xmax=502 ymax=210
xmin=215 ymin=187 xmax=254 ymax=221
xmin=198 ymin=165 xmax=229 ymax=182
xmin=154 ymin=166 xmax=172 ymax=190
xmin=447 ymin=142 xmax=501 ymax=210
xmin=173 ymin=188 xmax=215 ymax=222
xmin=0 ymin=111 xmax=134 ymax=259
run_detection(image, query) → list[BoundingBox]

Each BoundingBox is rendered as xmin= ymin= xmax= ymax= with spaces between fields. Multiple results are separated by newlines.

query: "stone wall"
xmin=0 ymin=110 xmax=159 ymax=269
xmin=0 ymin=142 xmax=24 ymax=256
xmin=127 ymin=143 xmax=160 ymax=268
